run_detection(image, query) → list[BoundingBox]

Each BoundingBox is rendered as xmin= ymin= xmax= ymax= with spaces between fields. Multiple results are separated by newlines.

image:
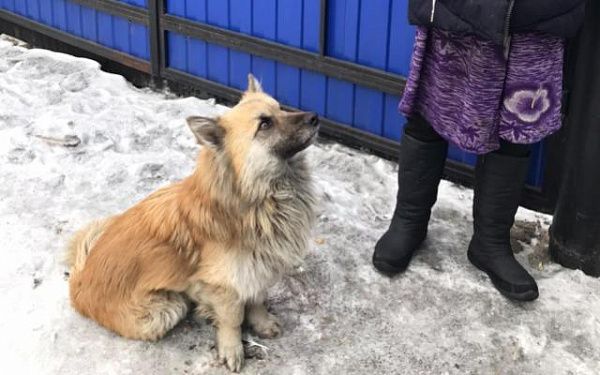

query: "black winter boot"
xmin=467 ymin=152 xmax=539 ymax=301
xmin=373 ymin=133 xmax=448 ymax=276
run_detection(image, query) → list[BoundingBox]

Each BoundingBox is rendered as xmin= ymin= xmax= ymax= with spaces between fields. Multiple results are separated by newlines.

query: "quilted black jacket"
xmin=408 ymin=0 xmax=587 ymax=45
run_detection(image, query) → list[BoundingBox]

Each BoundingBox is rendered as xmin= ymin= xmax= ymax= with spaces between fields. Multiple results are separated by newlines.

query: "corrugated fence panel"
xmin=54 ymin=0 xmax=385 ymax=141
xmin=113 ymin=17 xmax=131 ymax=53
xmin=328 ymin=0 xmax=406 ymax=146
xmin=384 ymin=0 xmax=414 ymax=142
xmin=129 ymin=21 xmax=149 ymax=59
xmin=302 ymin=0 xmax=321 ymax=53
xmin=40 ymin=1 xmax=52 ymax=24
xmin=166 ymin=0 xmax=318 ymax=51
xmin=357 ymin=0 xmax=390 ymax=71
xmin=207 ymin=0 xmax=230 ymax=86
xmin=300 ymin=70 xmax=327 ymax=115
xmin=354 ymin=0 xmax=390 ymax=135
xmin=66 ymin=2 xmax=83 ymax=37
xmin=166 ymin=31 xmax=345 ymax=122
xmin=165 ymin=0 xmax=184 ymax=17
xmin=26 ymin=0 xmax=39 ymax=20
xmin=163 ymin=1 xmax=407 ymax=143
xmin=0 ymin=0 xmax=150 ymax=60
xmin=387 ymin=0 xmax=415 ymax=76
xmin=166 ymin=32 xmax=186 ymax=71
xmin=251 ymin=0 xmax=277 ymax=94
xmin=1 ymin=0 xmax=14 ymax=12
xmin=186 ymin=1 xmax=208 ymax=78
xmin=276 ymin=0 xmax=302 ymax=107
xmin=52 ymin=0 xmax=67 ymax=31
xmin=81 ymin=7 xmax=97 ymax=42
xmin=383 ymin=94 xmax=403 ymax=141
xmin=300 ymin=1 xmax=327 ymax=114
xmin=229 ymin=0 xmax=252 ymax=90
xmin=448 ymin=145 xmax=475 ymax=167
xmin=527 ymin=143 xmax=545 ymax=187
xmin=330 ymin=0 xmax=476 ymax=167
xmin=15 ymin=0 xmax=26 ymax=16
xmin=328 ymin=0 xmax=415 ymax=75
xmin=326 ymin=0 xmax=359 ymax=126
xmin=165 ymin=0 xmax=186 ymax=70
xmin=97 ymin=11 xmax=114 ymax=48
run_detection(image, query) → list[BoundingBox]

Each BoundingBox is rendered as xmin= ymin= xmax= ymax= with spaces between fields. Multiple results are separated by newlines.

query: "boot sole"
xmin=372 ymin=257 xmax=408 ymax=277
xmin=467 ymin=250 xmax=539 ymax=302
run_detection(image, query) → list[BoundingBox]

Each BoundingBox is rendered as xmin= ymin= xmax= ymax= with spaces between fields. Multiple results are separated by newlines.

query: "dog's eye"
xmin=258 ymin=117 xmax=272 ymax=131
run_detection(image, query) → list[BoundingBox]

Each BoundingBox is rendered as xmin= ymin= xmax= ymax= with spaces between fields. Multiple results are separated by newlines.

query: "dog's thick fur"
xmin=66 ymin=75 xmax=317 ymax=372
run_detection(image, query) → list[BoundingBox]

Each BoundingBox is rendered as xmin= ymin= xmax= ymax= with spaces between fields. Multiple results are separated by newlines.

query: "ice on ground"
xmin=0 ymin=35 xmax=598 ymax=375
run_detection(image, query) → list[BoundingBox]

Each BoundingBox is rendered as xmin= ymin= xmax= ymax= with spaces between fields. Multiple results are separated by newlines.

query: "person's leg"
xmin=404 ymin=114 xmax=446 ymax=143
xmin=495 ymin=139 xmax=531 ymax=157
xmin=373 ymin=115 xmax=448 ymax=275
xmin=467 ymin=140 xmax=539 ymax=301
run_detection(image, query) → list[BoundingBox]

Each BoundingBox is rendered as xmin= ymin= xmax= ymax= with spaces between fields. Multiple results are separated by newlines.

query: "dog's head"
xmin=186 ymin=74 xmax=319 ymax=183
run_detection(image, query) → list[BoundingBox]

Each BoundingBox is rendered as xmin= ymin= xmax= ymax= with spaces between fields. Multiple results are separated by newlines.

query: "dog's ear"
xmin=246 ymin=73 xmax=263 ymax=93
xmin=186 ymin=116 xmax=224 ymax=148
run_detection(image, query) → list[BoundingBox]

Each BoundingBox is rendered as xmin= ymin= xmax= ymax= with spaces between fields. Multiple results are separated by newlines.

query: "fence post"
xmin=319 ymin=0 xmax=327 ymax=56
xmin=148 ymin=0 xmax=162 ymax=88
xmin=549 ymin=0 xmax=600 ymax=277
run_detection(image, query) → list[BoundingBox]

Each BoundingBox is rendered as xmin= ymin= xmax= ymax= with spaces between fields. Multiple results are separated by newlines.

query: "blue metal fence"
xmin=0 ymin=0 xmax=546 ymax=189
xmin=1 ymin=0 xmax=150 ymax=59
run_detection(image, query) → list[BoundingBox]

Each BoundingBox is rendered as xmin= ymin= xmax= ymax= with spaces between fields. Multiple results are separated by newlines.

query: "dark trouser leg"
xmin=373 ymin=115 xmax=448 ymax=275
xmin=495 ymin=139 xmax=531 ymax=157
xmin=404 ymin=114 xmax=446 ymax=143
xmin=467 ymin=140 xmax=539 ymax=301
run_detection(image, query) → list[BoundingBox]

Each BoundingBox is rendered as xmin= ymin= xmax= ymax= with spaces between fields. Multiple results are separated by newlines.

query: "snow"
xmin=0 ymin=35 xmax=598 ymax=375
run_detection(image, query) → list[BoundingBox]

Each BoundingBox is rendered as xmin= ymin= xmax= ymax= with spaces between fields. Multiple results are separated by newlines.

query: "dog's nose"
xmin=304 ymin=112 xmax=319 ymax=127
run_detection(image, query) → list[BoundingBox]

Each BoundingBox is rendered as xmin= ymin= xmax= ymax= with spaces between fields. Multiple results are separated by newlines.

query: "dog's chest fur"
xmin=202 ymin=161 xmax=315 ymax=301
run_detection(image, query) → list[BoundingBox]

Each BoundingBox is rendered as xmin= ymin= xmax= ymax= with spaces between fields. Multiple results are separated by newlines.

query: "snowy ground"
xmin=0 ymin=35 xmax=598 ymax=375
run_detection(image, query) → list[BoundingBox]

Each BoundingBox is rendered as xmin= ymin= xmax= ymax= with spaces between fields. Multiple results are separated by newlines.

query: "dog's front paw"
xmin=218 ymin=342 xmax=244 ymax=372
xmin=251 ymin=314 xmax=282 ymax=339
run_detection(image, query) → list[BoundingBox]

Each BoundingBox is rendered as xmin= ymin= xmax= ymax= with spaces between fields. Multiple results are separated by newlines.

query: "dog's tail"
xmin=65 ymin=219 xmax=111 ymax=274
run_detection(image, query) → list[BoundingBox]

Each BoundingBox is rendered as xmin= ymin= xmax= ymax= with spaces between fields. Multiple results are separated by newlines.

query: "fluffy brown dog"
xmin=66 ymin=74 xmax=318 ymax=372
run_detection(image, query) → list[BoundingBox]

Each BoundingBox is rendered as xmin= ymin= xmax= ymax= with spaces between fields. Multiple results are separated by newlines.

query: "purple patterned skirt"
xmin=399 ymin=27 xmax=565 ymax=154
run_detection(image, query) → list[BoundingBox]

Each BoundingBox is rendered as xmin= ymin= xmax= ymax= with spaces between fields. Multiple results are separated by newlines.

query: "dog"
xmin=66 ymin=74 xmax=318 ymax=372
